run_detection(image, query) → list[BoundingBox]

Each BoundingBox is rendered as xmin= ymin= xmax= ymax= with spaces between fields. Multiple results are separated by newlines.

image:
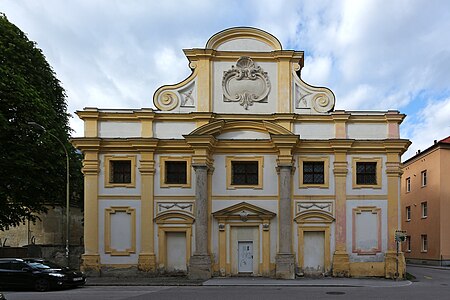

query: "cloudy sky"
xmin=2 ymin=0 xmax=450 ymax=159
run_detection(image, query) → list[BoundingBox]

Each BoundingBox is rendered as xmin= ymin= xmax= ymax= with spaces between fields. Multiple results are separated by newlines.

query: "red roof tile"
xmin=440 ymin=136 xmax=450 ymax=144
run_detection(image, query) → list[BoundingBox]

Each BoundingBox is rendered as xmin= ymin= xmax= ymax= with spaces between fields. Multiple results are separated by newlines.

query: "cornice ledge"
xmin=76 ymin=108 xmax=99 ymax=120
xmin=128 ymin=138 xmax=159 ymax=150
xmin=383 ymin=139 xmax=411 ymax=154
xmin=329 ymin=139 xmax=355 ymax=151
xmin=70 ymin=138 xmax=101 ymax=151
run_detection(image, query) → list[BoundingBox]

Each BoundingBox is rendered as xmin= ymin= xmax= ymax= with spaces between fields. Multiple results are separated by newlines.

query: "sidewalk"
xmin=86 ymin=276 xmax=411 ymax=288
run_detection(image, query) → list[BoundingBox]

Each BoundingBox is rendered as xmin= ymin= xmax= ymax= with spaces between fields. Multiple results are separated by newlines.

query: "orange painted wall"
xmin=440 ymin=149 xmax=450 ymax=261
xmin=401 ymin=148 xmax=441 ymax=260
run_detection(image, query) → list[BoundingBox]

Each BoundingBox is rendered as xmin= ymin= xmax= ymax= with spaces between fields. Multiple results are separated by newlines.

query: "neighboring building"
xmin=72 ymin=27 xmax=410 ymax=279
xmin=401 ymin=137 xmax=450 ymax=266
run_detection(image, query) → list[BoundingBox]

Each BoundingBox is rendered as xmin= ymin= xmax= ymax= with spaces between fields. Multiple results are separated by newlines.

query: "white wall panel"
xmin=217 ymin=39 xmax=274 ymax=52
xmin=294 ymin=123 xmax=334 ymax=139
xmin=153 ymin=122 xmax=196 ymax=139
xmin=347 ymin=123 xmax=387 ymax=139
xmin=346 ymin=200 xmax=387 ymax=262
xmin=99 ymin=200 xmax=141 ymax=265
xmin=217 ymin=130 xmax=270 ymax=140
xmin=99 ymin=121 xmax=141 ymax=138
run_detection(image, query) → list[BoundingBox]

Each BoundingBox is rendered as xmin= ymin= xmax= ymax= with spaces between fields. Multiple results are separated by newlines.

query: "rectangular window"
xmin=299 ymin=156 xmax=329 ymax=188
xmin=356 ymin=162 xmax=377 ymax=185
xmin=421 ymin=170 xmax=427 ymax=187
xmin=110 ymin=160 xmax=131 ymax=184
xmin=406 ymin=206 xmax=411 ymax=221
xmin=104 ymin=155 xmax=136 ymax=188
xmin=406 ymin=236 xmax=411 ymax=252
xmin=160 ymin=156 xmax=191 ymax=188
xmin=303 ymin=161 xmax=325 ymax=184
xmin=226 ymin=156 xmax=263 ymax=189
xmin=421 ymin=234 xmax=428 ymax=252
xmin=406 ymin=177 xmax=411 ymax=192
xmin=421 ymin=202 xmax=428 ymax=218
xmin=165 ymin=161 xmax=187 ymax=184
xmin=231 ymin=161 xmax=259 ymax=185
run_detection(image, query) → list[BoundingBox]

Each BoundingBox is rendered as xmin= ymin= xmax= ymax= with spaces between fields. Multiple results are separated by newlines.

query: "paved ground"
xmin=2 ymin=264 xmax=450 ymax=299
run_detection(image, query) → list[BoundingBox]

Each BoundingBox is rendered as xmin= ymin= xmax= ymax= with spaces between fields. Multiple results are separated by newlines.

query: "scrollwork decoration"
xmin=312 ymin=93 xmax=333 ymax=113
xmin=155 ymin=91 xmax=179 ymax=111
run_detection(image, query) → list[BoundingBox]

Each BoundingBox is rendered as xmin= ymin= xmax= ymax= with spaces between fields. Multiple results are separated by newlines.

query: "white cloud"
xmin=2 ymin=0 xmax=450 ymax=153
xmin=403 ymin=97 xmax=450 ymax=159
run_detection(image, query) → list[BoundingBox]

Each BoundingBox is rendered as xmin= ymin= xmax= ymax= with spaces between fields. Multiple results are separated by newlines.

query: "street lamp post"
xmin=28 ymin=122 xmax=70 ymax=267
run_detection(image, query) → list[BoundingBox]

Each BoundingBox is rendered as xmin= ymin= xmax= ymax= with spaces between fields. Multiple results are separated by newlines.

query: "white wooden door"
xmin=166 ymin=232 xmax=187 ymax=272
xmin=303 ymin=231 xmax=325 ymax=275
xmin=238 ymin=241 xmax=253 ymax=273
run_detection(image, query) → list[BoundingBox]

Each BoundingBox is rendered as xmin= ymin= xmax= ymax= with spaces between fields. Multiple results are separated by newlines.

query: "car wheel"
xmin=35 ymin=279 xmax=50 ymax=292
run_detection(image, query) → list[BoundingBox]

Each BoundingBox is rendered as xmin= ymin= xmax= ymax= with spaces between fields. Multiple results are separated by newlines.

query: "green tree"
xmin=0 ymin=13 xmax=83 ymax=231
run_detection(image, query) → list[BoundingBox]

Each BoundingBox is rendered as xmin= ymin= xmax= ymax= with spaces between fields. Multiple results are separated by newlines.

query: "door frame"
xmin=297 ymin=226 xmax=330 ymax=274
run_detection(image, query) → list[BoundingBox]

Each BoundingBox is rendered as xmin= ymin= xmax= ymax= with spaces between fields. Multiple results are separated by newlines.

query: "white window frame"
xmin=421 ymin=234 xmax=428 ymax=252
xmin=406 ymin=177 xmax=411 ymax=193
xmin=406 ymin=206 xmax=411 ymax=221
xmin=421 ymin=170 xmax=427 ymax=187
xmin=421 ymin=202 xmax=428 ymax=218
xmin=406 ymin=236 xmax=411 ymax=252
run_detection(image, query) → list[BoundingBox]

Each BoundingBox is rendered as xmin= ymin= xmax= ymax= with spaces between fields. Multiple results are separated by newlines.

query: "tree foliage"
xmin=0 ymin=13 xmax=83 ymax=231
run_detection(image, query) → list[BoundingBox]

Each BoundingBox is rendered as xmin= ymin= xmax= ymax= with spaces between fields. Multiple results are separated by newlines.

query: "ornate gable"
xmin=153 ymin=27 xmax=335 ymax=115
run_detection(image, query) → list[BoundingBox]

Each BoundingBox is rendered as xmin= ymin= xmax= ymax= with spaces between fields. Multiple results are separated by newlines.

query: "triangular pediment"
xmin=213 ymin=202 xmax=276 ymax=221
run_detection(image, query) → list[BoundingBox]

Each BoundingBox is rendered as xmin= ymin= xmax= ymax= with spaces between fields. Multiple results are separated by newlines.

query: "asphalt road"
xmin=2 ymin=265 xmax=450 ymax=300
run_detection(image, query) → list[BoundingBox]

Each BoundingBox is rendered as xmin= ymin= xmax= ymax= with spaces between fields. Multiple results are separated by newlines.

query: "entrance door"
xmin=238 ymin=241 xmax=253 ymax=273
xmin=303 ymin=231 xmax=325 ymax=276
xmin=166 ymin=232 xmax=187 ymax=272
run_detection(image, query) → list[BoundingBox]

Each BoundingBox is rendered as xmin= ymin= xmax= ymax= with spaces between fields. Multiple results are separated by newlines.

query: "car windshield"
xmin=27 ymin=261 xmax=63 ymax=270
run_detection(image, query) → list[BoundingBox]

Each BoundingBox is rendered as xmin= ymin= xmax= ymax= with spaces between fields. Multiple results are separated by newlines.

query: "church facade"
xmin=72 ymin=27 xmax=410 ymax=279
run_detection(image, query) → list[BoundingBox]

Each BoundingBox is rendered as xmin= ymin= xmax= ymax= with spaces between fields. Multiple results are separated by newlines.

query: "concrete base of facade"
xmin=406 ymin=258 xmax=450 ymax=266
xmin=188 ymin=254 xmax=212 ymax=280
xmin=384 ymin=251 xmax=405 ymax=279
xmin=138 ymin=253 xmax=156 ymax=272
xmin=81 ymin=254 xmax=101 ymax=276
xmin=275 ymin=253 xmax=295 ymax=279
xmin=332 ymin=251 xmax=350 ymax=277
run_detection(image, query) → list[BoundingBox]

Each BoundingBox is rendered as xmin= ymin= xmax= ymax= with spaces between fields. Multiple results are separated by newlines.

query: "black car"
xmin=0 ymin=258 xmax=86 ymax=292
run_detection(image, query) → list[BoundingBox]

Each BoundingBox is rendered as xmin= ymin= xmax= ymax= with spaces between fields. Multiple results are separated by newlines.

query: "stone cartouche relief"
xmin=222 ymin=56 xmax=271 ymax=110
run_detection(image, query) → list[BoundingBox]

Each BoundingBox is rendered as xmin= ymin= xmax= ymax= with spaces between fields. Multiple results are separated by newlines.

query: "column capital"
xmin=271 ymin=134 xmax=299 ymax=166
xmin=184 ymin=134 xmax=217 ymax=167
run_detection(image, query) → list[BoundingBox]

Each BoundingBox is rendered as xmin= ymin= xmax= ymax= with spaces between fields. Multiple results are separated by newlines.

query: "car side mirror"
xmin=22 ymin=267 xmax=32 ymax=272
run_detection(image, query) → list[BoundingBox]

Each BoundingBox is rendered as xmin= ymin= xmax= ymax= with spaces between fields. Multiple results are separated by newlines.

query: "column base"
xmin=138 ymin=253 xmax=156 ymax=272
xmin=81 ymin=254 xmax=101 ymax=276
xmin=332 ymin=251 xmax=350 ymax=277
xmin=188 ymin=255 xmax=212 ymax=280
xmin=275 ymin=253 xmax=295 ymax=279
xmin=385 ymin=250 xmax=405 ymax=279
